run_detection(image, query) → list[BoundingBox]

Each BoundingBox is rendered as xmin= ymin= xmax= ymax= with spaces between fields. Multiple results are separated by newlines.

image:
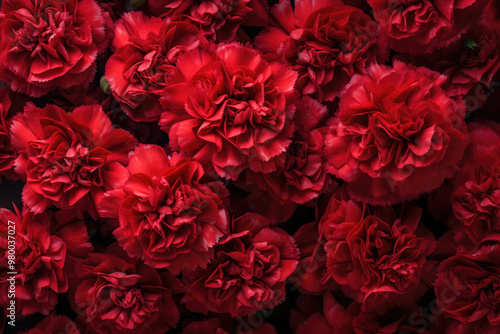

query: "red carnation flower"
xmin=10 ymin=104 xmax=136 ymax=214
xmin=368 ymin=0 xmax=488 ymax=54
xmin=241 ymin=96 xmax=332 ymax=223
xmin=325 ymin=61 xmax=468 ymax=204
xmin=449 ymin=122 xmax=500 ymax=252
xmin=182 ymin=318 xmax=277 ymax=334
xmin=0 ymin=208 xmax=67 ymax=317
xmin=160 ymin=44 xmax=298 ymax=180
xmin=255 ymin=0 xmax=386 ymax=102
xmin=182 ymin=213 xmax=299 ymax=317
xmin=106 ymin=12 xmax=206 ymax=122
xmin=0 ymin=89 xmax=23 ymax=181
xmin=435 ymin=245 xmax=500 ymax=333
xmin=99 ymin=144 xmax=230 ymax=274
xmin=144 ymin=0 xmax=269 ymax=42
xmin=399 ymin=19 xmax=500 ymax=99
xmin=0 ymin=0 xmax=112 ymax=97
xmin=319 ymin=190 xmax=436 ymax=311
xmin=71 ymin=246 xmax=182 ymax=334
xmin=25 ymin=314 xmax=81 ymax=334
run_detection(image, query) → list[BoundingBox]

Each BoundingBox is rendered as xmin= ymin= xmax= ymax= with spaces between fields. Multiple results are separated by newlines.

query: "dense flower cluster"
xmin=0 ymin=0 xmax=499 ymax=333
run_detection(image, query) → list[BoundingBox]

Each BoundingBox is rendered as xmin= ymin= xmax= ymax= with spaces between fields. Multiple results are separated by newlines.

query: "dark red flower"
xmin=256 ymin=0 xmax=385 ymax=101
xmin=106 ymin=12 xmax=206 ymax=122
xmin=0 ymin=208 xmax=67 ymax=317
xmin=25 ymin=314 xmax=81 ymax=334
xmin=325 ymin=61 xmax=468 ymax=204
xmin=99 ymin=144 xmax=230 ymax=274
xmin=0 ymin=0 xmax=112 ymax=97
xmin=435 ymin=245 xmax=500 ymax=333
xmin=182 ymin=318 xmax=277 ymax=334
xmin=182 ymin=213 xmax=299 ymax=317
xmin=159 ymin=44 xmax=298 ymax=180
xmin=449 ymin=122 xmax=500 ymax=252
xmin=319 ymin=190 xmax=436 ymax=311
xmin=144 ymin=0 xmax=269 ymax=42
xmin=10 ymin=104 xmax=136 ymax=214
xmin=72 ymin=246 xmax=182 ymax=334
xmin=368 ymin=0 xmax=488 ymax=54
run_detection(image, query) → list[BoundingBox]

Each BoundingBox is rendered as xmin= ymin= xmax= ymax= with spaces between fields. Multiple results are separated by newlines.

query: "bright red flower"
xmin=325 ymin=61 xmax=468 ymax=204
xmin=319 ymin=190 xmax=436 ymax=311
xmin=435 ymin=245 xmax=500 ymax=333
xmin=367 ymin=0 xmax=488 ymax=54
xmin=71 ymin=246 xmax=182 ymax=334
xmin=10 ymin=104 xmax=136 ymax=214
xmin=99 ymin=144 xmax=230 ymax=274
xmin=160 ymin=44 xmax=298 ymax=180
xmin=0 ymin=0 xmax=112 ymax=97
xmin=106 ymin=12 xmax=206 ymax=122
xmin=26 ymin=314 xmax=81 ymax=334
xmin=0 ymin=208 xmax=67 ymax=317
xmin=182 ymin=213 xmax=299 ymax=317
xmin=256 ymin=0 xmax=386 ymax=102
xmin=144 ymin=0 xmax=269 ymax=42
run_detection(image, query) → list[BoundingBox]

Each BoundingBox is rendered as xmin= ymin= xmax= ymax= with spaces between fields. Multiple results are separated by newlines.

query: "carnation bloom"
xmin=319 ymin=190 xmax=436 ymax=311
xmin=0 ymin=89 xmax=21 ymax=181
xmin=72 ymin=247 xmax=182 ymax=334
xmin=26 ymin=314 xmax=81 ymax=334
xmin=144 ymin=0 xmax=269 ymax=42
xmin=401 ymin=19 xmax=500 ymax=98
xmin=10 ymin=104 xmax=136 ymax=214
xmin=367 ymin=0 xmax=488 ymax=54
xmin=160 ymin=44 xmax=298 ymax=180
xmin=0 ymin=208 xmax=67 ymax=317
xmin=325 ymin=61 xmax=468 ymax=204
xmin=435 ymin=245 xmax=500 ymax=333
xmin=182 ymin=213 xmax=299 ymax=316
xmin=241 ymin=96 xmax=331 ymax=223
xmin=0 ymin=0 xmax=112 ymax=97
xmin=449 ymin=122 xmax=500 ymax=252
xmin=255 ymin=0 xmax=385 ymax=102
xmin=182 ymin=318 xmax=277 ymax=334
xmin=99 ymin=144 xmax=230 ymax=274
xmin=106 ymin=11 xmax=206 ymax=122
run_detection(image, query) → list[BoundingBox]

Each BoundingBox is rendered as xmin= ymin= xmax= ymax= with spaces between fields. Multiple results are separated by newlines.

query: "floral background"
xmin=0 ymin=0 xmax=500 ymax=333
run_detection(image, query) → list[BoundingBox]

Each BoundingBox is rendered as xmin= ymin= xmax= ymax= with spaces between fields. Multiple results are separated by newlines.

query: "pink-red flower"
xmin=182 ymin=213 xmax=299 ymax=316
xmin=325 ymin=61 xmax=468 ymax=204
xmin=160 ymin=43 xmax=298 ymax=180
xmin=10 ymin=104 xmax=136 ymax=214
xmin=0 ymin=0 xmax=112 ymax=97
xmin=99 ymin=144 xmax=230 ymax=274
xmin=71 ymin=246 xmax=183 ymax=334
xmin=367 ymin=0 xmax=488 ymax=54
xmin=0 ymin=208 xmax=67 ymax=317
xmin=106 ymin=12 xmax=206 ymax=122
xmin=144 ymin=0 xmax=269 ymax=42
xmin=319 ymin=190 xmax=436 ymax=311
xmin=256 ymin=0 xmax=385 ymax=101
